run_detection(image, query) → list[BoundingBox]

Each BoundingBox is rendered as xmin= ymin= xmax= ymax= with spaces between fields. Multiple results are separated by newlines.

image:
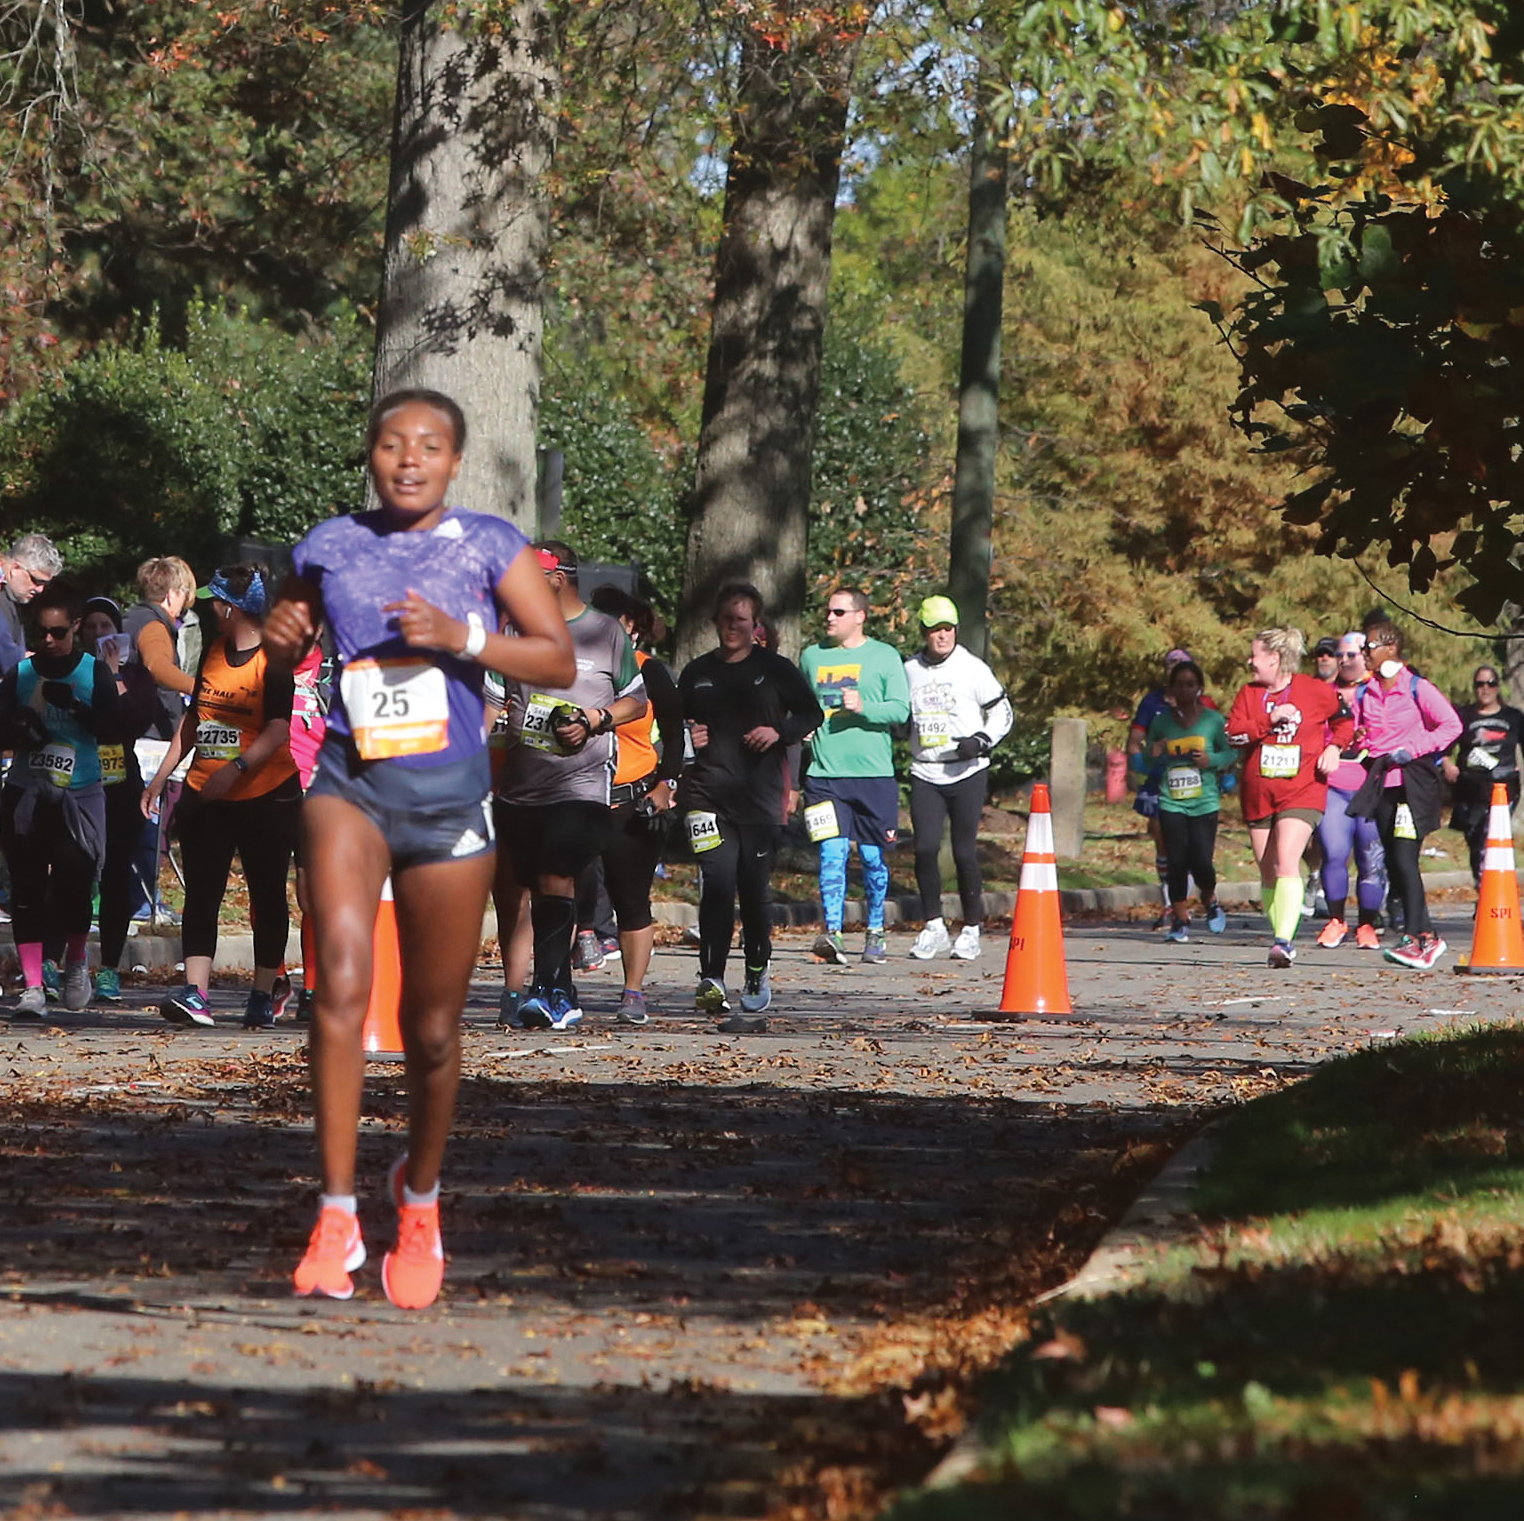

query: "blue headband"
xmin=205 ymin=569 xmax=266 ymax=615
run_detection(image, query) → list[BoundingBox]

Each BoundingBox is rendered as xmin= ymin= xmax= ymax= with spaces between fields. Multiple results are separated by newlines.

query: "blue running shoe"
xmin=160 ymin=984 xmax=215 ymax=1027
xmin=545 ymin=988 xmax=583 ymax=1032
xmin=243 ymin=989 xmax=275 ymax=1030
xmin=1206 ymin=900 xmax=1227 ymax=934
xmin=1165 ymin=923 xmax=1189 ymax=944
xmin=519 ymin=987 xmax=555 ymax=1030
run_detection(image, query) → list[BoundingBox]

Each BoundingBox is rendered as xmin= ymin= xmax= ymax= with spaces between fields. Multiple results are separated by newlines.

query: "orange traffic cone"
xmin=362 ymin=876 xmax=405 ymax=1058
xmin=1458 ymin=783 xmax=1524 ymax=975
xmin=999 ymin=782 xmax=1073 ymax=1015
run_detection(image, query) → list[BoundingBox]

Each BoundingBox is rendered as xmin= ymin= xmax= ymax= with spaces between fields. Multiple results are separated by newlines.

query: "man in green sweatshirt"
xmin=799 ymin=586 xmax=911 ymax=964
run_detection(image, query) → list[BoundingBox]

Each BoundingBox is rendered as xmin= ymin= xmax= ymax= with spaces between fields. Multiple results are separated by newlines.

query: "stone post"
xmin=1049 ymin=719 xmax=1087 ymax=860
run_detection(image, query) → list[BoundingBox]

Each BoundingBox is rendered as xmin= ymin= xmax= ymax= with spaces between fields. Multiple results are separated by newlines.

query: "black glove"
xmin=41 ymin=681 xmax=79 ymax=712
xmin=549 ymin=704 xmax=590 ymax=754
xmin=954 ymin=733 xmax=990 ymax=760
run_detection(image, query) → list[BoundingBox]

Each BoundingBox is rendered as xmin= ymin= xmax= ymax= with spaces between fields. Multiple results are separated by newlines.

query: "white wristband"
xmin=460 ymin=622 xmax=488 ymax=660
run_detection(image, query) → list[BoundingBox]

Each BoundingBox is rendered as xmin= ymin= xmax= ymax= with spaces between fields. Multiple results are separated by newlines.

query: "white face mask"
xmin=1379 ymin=659 xmax=1402 ymax=680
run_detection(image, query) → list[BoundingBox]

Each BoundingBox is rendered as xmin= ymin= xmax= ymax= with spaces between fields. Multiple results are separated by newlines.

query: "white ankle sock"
xmin=321 ymin=1193 xmax=357 ymax=1215
xmin=402 ymin=1180 xmax=440 ymax=1207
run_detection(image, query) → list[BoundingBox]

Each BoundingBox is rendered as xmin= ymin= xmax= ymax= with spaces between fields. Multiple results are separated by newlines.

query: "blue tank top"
xmin=13 ymin=655 xmax=102 ymax=790
xmin=291 ymin=508 xmax=529 ymax=770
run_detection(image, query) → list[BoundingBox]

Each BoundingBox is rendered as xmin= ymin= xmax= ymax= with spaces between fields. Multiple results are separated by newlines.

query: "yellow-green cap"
xmin=918 ymin=595 xmax=959 ymax=629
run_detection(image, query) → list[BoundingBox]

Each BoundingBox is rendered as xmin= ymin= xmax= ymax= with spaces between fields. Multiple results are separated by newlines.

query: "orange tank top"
xmin=612 ymin=649 xmax=658 ymax=786
xmin=188 ymin=638 xmax=297 ymax=801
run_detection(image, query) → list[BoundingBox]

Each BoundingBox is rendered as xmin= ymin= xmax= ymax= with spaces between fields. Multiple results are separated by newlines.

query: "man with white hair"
xmin=0 ymin=533 xmax=63 ymax=675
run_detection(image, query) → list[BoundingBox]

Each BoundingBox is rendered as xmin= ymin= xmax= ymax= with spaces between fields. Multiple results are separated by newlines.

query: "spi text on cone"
xmin=1458 ymin=783 xmax=1524 ymax=974
xmin=999 ymin=781 xmax=1073 ymax=1015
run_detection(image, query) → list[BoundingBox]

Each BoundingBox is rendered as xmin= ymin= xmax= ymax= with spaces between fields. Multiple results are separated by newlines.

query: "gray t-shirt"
xmin=495 ymin=606 xmax=644 ymax=805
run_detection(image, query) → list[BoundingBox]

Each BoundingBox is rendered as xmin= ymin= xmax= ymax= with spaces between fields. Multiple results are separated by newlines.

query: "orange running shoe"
xmin=1316 ymin=918 xmax=1348 ymax=949
xmin=293 ymin=1206 xmax=365 ymax=1299
xmin=1355 ymin=923 xmax=1380 ymax=950
xmin=383 ymin=1199 xmax=444 ymax=1309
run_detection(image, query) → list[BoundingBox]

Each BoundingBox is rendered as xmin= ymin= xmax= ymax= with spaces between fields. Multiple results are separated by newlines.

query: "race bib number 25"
xmin=342 ymin=658 xmax=449 ymax=761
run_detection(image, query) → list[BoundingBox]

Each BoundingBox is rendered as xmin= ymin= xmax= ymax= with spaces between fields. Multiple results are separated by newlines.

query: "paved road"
xmin=2 ymin=904 xmax=1515 ymax=1518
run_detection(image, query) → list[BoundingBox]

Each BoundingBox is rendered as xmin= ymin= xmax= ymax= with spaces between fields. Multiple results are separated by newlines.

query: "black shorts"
xmin=495 ymin=798 xmax=616 ymax=886
xmin=803 ymin=775 xmax=899 ymax=849
xmin=305 ymin=736 xmax=495 ymax=870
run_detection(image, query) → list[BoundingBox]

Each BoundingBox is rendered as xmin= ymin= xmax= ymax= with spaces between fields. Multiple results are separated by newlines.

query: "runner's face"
xmin=369 ymin=403 xmax=463 ymax=516
xmin=1336 ymin=641 xmax=1366 ymax=681
xmin=925 ymin=624 xmax=957 ymax=658
xmin=716 ymin=597 xmax=756 ymax=655
xmin=1170 ymin=670 xmax=1202 ymax=707
xmin=1248 ymin=639 xmax=1281 ymax=686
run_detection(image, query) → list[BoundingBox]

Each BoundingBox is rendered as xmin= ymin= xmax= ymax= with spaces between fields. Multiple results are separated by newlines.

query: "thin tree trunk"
xmin=947 ymin=61 xmax=1009 ymax=662
xmin=675 ymin=21 xmax=862 ymax=665
xmin=373 ymin=0 xmax=555 ymax=527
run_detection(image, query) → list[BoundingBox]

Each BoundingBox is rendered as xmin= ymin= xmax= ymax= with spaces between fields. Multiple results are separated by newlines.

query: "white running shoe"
xmin=910 ymin=921 xmax=951 ymax=960
xmin=950 ymin=926 xmax=982 ymax=960
xmin=61 ymin=960 xmax=92 ymax=1012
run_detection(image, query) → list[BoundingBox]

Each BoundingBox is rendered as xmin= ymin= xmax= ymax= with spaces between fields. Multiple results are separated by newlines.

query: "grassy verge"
xmin=888 ymin=1024 xmax=1524 ymax=1520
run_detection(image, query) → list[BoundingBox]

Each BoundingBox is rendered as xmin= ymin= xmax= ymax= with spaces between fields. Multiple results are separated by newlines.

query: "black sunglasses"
xmin=1476 ymin=679 xmax=1500 ymax=688
xmin=38 ymin=624 xmax=73 ymax=639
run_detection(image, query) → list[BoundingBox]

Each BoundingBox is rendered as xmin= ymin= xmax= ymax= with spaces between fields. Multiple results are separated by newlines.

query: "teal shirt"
xmin=1142 ymin=705 xmax=1233 ymax=816
xmin=800 ymin=636 xmax=910 ymax=779
xmin=13 ymin=654 xmax=103 ymax=791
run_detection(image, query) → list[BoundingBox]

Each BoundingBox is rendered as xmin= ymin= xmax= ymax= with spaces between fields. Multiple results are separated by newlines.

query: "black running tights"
xmin=697 ymin=821 xmax=781 ymax=982
xmin=910 ymin=771 xmax=986 ymax=922
xmin=1157 ymin=808 xmax=1219 ymax=908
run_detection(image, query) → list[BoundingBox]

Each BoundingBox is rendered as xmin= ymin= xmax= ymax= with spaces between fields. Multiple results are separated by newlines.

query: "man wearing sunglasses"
xmin=799 ymin=586 xmax=911 ymax=965
xmin=0 ymin=533 xmax=63 ymax=678
xmin=1444 ymin=665 xmax=1524 ymax=891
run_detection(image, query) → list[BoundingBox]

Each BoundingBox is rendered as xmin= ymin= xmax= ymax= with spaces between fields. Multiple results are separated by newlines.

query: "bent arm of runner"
xmin=1413 ymin=678 xmax=1463 ymax=756
xmin=264 ymin=575 xmax=322 ymax=672
xmin=643 ymin=658 xmax=686 ymax=781
xmin=858 ymin=656 xmax=911 ymax=726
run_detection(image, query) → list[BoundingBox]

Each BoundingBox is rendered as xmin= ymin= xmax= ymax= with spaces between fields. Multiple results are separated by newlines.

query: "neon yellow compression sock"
xmin=1271 ymin=876 xmax=1305 ymax=942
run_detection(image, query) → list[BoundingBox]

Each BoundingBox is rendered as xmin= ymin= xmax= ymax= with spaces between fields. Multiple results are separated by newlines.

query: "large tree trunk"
xmin=675 ymin=20 xmax=863 ymax=665
xmin=947 ymin=59 xmax=1009 ymax=663
xmin=373 ymin=0 xmax=555 ymax=527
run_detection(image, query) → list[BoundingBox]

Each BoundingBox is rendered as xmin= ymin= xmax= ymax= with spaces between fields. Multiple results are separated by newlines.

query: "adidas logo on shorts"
xmin=451 ymin=828 xmax=487 ymax=857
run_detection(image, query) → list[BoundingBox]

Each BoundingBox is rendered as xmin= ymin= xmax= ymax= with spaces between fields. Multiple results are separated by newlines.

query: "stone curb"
xmin=921 ymin=1124 xmax=1222 ymax=1492
xmin=9 ymin=870 xmax=1478 ymax=974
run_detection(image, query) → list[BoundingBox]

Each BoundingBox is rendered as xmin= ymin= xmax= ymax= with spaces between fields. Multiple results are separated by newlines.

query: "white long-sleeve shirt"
xmin=904 ymin=644 xmax=1013 ymax=785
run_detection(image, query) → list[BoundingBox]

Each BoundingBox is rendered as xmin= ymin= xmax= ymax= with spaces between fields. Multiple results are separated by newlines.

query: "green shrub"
xmin=0 ymin=301 xmax=370 ymax=593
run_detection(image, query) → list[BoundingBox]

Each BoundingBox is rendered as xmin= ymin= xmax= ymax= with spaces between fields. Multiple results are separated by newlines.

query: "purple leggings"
xmin=1318 ymin=785 xmax=1386 ymax=912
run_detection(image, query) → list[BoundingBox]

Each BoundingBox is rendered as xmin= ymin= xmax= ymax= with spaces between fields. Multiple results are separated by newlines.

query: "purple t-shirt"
xmin=291 ymin=508 xmax=528 ymax=769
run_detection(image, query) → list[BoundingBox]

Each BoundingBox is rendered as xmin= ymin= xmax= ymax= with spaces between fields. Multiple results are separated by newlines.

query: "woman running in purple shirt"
xmin=265 ymin=390 xmax=573 ymax=1309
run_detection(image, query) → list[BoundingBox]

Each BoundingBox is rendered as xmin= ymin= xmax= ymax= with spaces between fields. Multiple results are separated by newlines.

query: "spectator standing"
xmin=799 ymin=587 xmax=910 ymax=965
xmin=903 ymin=595 xmax=1012 ymax=960
xmin=124 ymin=556 xmax=197 ymax=739
xmin=1444 ymin=664 xmax=1524 ymax=891
xmin=0 ymin=534 xmax=63 ymax=676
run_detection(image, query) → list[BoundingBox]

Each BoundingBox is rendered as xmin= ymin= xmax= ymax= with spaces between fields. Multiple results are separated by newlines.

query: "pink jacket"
xmin=1355 ymin=667 xmax=1462 ymax=787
